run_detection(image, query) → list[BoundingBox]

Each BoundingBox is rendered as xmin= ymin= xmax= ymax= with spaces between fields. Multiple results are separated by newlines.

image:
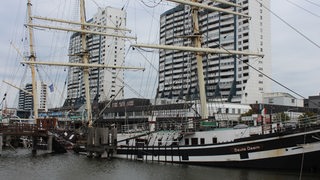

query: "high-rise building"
xmin=18 ymin=82 xmax=48 ymax=111
xmin=39 ymin=82 xmax=47 ymax=111
xmin=18 ymin=83 xmax=33 ymax=110
xmin=66 ymin=7 xmax=126 ymax=106
xmin=157 ymin=0 xmax=271 ymax=104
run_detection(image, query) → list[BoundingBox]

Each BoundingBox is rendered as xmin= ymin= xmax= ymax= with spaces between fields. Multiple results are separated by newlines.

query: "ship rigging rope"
xmin=143 ymin=5 xmax=159 ymax=98
xmin=298 ymin=129 xmax=307 ymax=180
xmin=257 ymin=0 xmax=320 ymax=49
xmin=121 ymin=0 xmax=171 ymax=98
xmin=1 ymin=1 xmax=24 ymax=105
xmin=252 ymin=1 xmax=320 ymax=108
xmin=140 ymin=0 xmax=163 ymax=8
xmin=304 ymin=0 xmax=320 ymax=8
xmin=200 ymin=17 xmax=320 ymax=110
xmin=204 ymin=35 xmax=310 ymax=104
xmin=286 ymin=0 xmax=320 ymax=18
xmin=123 ymin=0 xmax=161 ymax=98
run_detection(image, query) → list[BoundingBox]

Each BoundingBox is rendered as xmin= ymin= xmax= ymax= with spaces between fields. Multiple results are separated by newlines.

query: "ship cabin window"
xmin=212 ymin=137 xmax=217 ymax=144
xmin=191 ymin=138 xmax=198 ymax=146
xmin=200 ymin=138 xmax=205 ymax=145
xmin=185 ymin=138 xmax=189 ymax=145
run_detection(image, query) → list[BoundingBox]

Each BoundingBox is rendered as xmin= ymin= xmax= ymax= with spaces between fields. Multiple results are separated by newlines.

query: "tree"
xmin=240 ymin=109 xmax=254 ymax=117
xmin=274 ymin=112 xmax=290 ymax=122
xmin=298 ymin=112 xmax=316 ymax=125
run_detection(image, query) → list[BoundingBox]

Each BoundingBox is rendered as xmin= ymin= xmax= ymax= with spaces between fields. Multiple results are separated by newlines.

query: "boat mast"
xmin=27 ymin=0 xmax=39 ymax=122
xmin=191 ymin=0 xmax=208 ymax=119
xmin=131 ymin=0 xmax=259 ymax=120
xmin=23 ymin=1 xmax=143 ymax=127
xmin=79 ymin=0 xmax=92 ymax=127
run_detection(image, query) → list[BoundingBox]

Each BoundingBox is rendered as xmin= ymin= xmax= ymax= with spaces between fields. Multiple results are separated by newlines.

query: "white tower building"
xmin=18 ymin=82 xmax=47 ymax=112
xmin=67 ymin=7 xmax=126 ymax=106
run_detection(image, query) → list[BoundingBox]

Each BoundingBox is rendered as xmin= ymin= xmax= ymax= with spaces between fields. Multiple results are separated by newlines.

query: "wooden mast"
xmin=27 ymin=0 xmax=39 ymax=123
xmin=132 ymin=0 xmax=257 ymax=119
xmin=79 ymin=0 xmax=93 ymax=127
xmin=191 ymin=0 xmax=208 ymax=119
xmin=24 ymin=0 xmax=143 ymax=127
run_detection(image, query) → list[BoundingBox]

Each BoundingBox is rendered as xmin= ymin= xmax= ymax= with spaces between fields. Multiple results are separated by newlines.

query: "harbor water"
xmin=1 ymin=149 xmax=320 ymax=180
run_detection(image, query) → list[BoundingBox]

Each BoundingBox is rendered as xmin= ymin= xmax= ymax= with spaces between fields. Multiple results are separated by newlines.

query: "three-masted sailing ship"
xmin=113 ymin=0 xmax=320 ymax=171
xmin=16 ymin=0 xmax=320 ymax=171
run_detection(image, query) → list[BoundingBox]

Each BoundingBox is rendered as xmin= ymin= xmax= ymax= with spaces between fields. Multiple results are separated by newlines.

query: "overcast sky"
xmin=0 ymin=0 xmax=319 ymax=108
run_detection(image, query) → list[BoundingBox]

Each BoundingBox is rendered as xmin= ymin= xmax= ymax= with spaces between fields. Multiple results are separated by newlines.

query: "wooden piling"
xmin=0 ymin=133 xmax=3 ymax=155
xmin=85 ymin=126 xmax=117 ymax=158
xmin=32 ymin=136 xmax=37 ymax=155
xmin=47 ymin=134 xmax=53 ymax=153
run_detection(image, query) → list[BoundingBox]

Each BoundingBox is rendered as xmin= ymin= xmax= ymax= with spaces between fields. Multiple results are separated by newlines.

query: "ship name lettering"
xmin=233 ymin=145 xmax=261 ymax=152
xmin=247 ymin=145 xmax=261 ymax=151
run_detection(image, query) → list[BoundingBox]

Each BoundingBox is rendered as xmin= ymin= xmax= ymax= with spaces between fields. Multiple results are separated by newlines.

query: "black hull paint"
xmin=116 ymin=126 xmax=320 ymax=171
xmin=183 ymin=151 xmax=320 ymax=171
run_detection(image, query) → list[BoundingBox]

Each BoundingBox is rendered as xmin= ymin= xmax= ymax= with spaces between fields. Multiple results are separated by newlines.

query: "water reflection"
xmin=1 ymin=150 xmax=319 ymax=180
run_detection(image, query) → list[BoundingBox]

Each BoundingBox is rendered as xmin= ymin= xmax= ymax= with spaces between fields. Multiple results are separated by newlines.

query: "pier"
xmin=0 ymin=118 xmax=66 ymax=155
xmin=82 ymin=125 xmax=117 ymax=158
